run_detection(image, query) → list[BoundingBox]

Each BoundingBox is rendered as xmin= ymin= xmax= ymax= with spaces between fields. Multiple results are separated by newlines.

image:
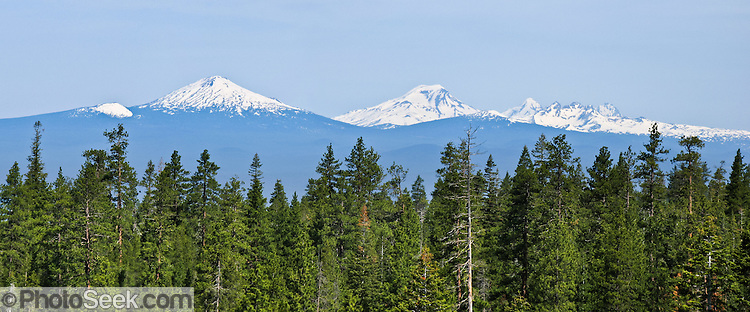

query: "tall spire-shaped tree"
xmin=727 ymin=149 xmax=749 ymax=230
xmin=24 ymin=121 xmax=53 ymax=285
xmin=71 ymin=149 xmax=117 ymax=287
xmin=0 ymin=162 xmax=24 ymax=285
xmin=528 ymin=134 xmax=582 ymax=312
xmin=637 ymin=123 xmax=670 ymax=217
xmin=154 ymin=151 xmax=192 ymax=287
xmin=103 ymin=124 xmax=139 ymax=285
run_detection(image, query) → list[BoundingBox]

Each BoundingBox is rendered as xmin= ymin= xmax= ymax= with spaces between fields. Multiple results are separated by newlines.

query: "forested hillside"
xmin=1 ymin=121 xmax=749 ymax=311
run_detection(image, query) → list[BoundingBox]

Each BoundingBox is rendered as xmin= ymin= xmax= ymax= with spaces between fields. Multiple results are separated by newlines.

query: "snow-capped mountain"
xmin=498 ymin=98 xmax=543 ymax=123
xmin=1 ymin=76 xmax=748 ymax=197
xmin=139 ymin=76 xmax=301 ymax=116
xmin=498 ymin=99 xmax=750 ymax=141
xmin=72 ymin=103 xmax=134 ymax=118
xmin=333 ymin=85 xmax=480 ymax=128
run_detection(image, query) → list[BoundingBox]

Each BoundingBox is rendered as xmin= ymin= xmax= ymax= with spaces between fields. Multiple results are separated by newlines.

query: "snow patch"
xmin=92 ymin=103 xmax=133 ymax=118
xmin=73 ymin=102 xmax=134 ymax=118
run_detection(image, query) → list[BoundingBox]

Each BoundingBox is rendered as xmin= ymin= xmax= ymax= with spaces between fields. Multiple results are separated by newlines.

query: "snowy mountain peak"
xmin=333 ymin=85 xmax=480 ymax=128
xmin=73 ymin=102 xmax=134 ymax=118
xmin=597 ymin=103 xmax=621 ymax=117
xmin=500 ymin=99 xmax=750 ymax=141
xmin=500 ymin=98 xmax=542 ymax=122
xmin=140 ymin=76 xmax=300 ymax=115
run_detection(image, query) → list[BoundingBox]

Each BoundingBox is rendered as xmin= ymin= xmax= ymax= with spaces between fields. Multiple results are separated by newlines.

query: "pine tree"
xmin=637 ymin=123 xmax=670 ymax=217
xmin=103 ymin=124 xmax=140 ymax=285
xmin=156 ymin=151 xmax=190 ymax=224
xmin=476 ymin=155 xmax=500 ymax=310
xmin=220 ymin=177 xmax=252 ymax=311
xmin=426 ymin=141 xmax=461 ymax=282
xmin=388 ymin=184 xmax=421 ymax=311
xmin=669 ymin=136 xmax=707 ymax=215
xmin=23 ymin=121 xmax=53 ymax=285
xmin=345 ymin=137 xmax=384 ymax=203
xmin=243 ymin=153 xmax=275 ymax=311
xmin=635 ymin=124 xmax=674 ymax=309
xmin=411 ymin=175 xmax=429 ymax=250
xmin=345 ymin=196 xmax=380 ymax=312
xmin=304 ymin=144 xmax=346 ymax=312
xmin=271 ymin=185 xmax=315 ymax=312
xmin=428 ymin=135 xmax=486 ymax=311
xmin=192 ymin=150 xmax=221 ymax=247
xmin=153 ymin=151 xmax=193 ymax=287
xmin=528 ymin=134 xmax=582 ymax=312
xmin=342 ymin=138 xmax=386 ymax=312
xmin=140 ymin=160 xmax=175 ymax=286
xmin=726 ymin=149 xmax=749 ymax=231
xmin=495 ymin=147 xmax=537 ymax=308
xmin=247 ymin=153 xmax=266 ymax=215
xmin=580 ymin=147 xmax=647 ymax=311
xmin=190 ymin=150 xmax=231 ymax=311
xmin=669 ymin=136 xmax=735 ymax=311
xmin=47 ymin=168 xmax=74 ymax=286
xmin=71 ymin=149 xmax=118 ymax=287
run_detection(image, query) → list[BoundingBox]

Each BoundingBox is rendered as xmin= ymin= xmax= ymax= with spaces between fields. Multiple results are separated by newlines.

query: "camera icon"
xmin=1 ymin=292 xmax=16 ymax=307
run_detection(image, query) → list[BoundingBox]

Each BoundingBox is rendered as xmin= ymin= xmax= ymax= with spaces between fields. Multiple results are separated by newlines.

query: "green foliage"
xmin=402 ymin=247 xmax=452 ymax=312
xmin=636 ymin=123 xmax=670 ymax=217
xmin=2 ymin=121 xmax=749 ymax=312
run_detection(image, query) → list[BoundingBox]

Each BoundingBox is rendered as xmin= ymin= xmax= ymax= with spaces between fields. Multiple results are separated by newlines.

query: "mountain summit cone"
xmin=333 ymin=84 xmax=480 ymax=128
xmin=140 ymin=76 xmax=300 ymax=116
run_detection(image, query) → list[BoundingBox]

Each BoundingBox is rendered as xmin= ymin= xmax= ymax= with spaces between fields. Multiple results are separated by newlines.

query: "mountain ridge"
xmin=9 ymin=75 xmax=750 ymax=142
xmin=0 ymin=77 xmax=748 ymax=196
xmin=497 ymin=99 xmax=750 ymax=141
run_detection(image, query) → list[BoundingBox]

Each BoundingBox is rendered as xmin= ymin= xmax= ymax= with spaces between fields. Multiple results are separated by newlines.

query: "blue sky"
xmin=1 ymin=1 xmax=748 ymax=130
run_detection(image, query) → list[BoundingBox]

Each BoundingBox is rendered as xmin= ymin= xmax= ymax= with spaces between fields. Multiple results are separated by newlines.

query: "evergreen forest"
xmin=1 ymin=121 xmax=750 ymax=312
